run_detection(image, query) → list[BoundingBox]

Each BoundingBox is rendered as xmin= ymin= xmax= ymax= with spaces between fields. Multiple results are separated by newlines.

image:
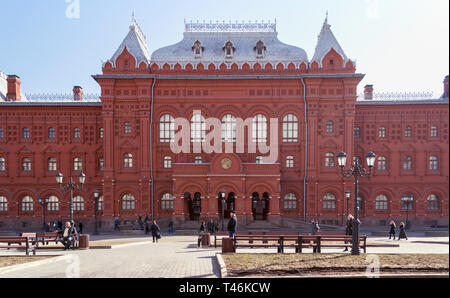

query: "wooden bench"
xmin=283 ymin=235 xmax=367 ymax=253
xmin=36 ymin=232 xmax=61 ymax=247
xmin=0 ymin=236 xmax=36 ymax=256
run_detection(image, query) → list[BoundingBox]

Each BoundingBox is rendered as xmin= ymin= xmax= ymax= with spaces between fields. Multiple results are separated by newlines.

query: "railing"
xmin=185 ymin=20 xmax=277 ymax=33
xmin=357 ymin=91 xmax=435 ymax=101
xmin=24 ymin=93 xmax=101 ymax=102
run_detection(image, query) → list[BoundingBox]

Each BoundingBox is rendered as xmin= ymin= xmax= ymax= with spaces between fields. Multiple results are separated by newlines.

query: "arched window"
xmin=379 ymin=126 xmax=386 ymax=138
xmin=73 ymin=127 xmax=81 ymax=139
xmin=160 ymin=114 xmax=175 ymax=143
xmin=192 ymin=40 xmax=204 ymax=58
xmin=284 ymin=193 xmax=297 ymax=210
xmin=97 ymin=196 xmax=104 ymax=211
xmin=354 ymin=126 xmax=361 ymax=138
xmin=401 ymin=194 xmax=414 ymax=211
xmin=22 ymin=127 xmax=30 ymax=139
xmin=0 ymin=157 xmax=5 ymax=172
xmin=223 ymin=41 xmax=235 ymax=58
xmin=21 ymin=196 xmax=33 ymax=212
xmin=322 ymin=193 xmax=336 ymax=210
xmin=194 ymin=156 xmax=202 ymax=164
xmin=98 ymin=158 xmax=104 ymax=171
xmin=191 ymin=114 xmax=206 ymax=143
xmin=73 ymin=157 xmax=82 ymax=171
xmin=429 ymin=156 xmax=438 ymax=170
xmin=282 ymin=114 xmax=298 ymax=143
xmin=357 ymin=196 xmax=364 ymax=212
xmin=47 ymin=196 xmax=59 ymax=212
xmin=252 ymin=114 xmax=267 ymax=143
xmin=48 ymin=127 xmax=56 ymax=139
xmin=221 ymin=114 xmax=236 ymax=143
xmin=403 ymin=156 xmax=412 ymax=170
xmin=48 ymin=157 xmax=57 ymax=172
xmin=430 ymin=126 xmax=438 ymax=137
xmin=22 ymin=158 xmax=32 ymax=172
xmin=405 ymin=126 xmax=412 ymax=138
xmin=377 ymin=156 xmax=387 ymax=171
xmin=325 ymin=153 xmax=334 ymax=168
xmin=124 ymin=121 xmax=132 ymax=134
xmin=73 ymin=195 xmax=84 ymax=211
xmin=0 ymin=196 xmax=7 ymax=212
xmin=161 ymin=193 xmax=174 ymax=210
xmin=427 ymin=194 xmax=440 ymax=211
xmin=286 ymin=156 xmax=294 ymax=168
xmin=164 ymin=156 xmax=172 ymax=168
xmin=123 ymin=153 xmax=133 ymax=168
xmin=254 ymin=40 xmax=266 ymax=58
xmin=375 ymin=195 xmax=388 ymax=211
xmin=121 ymin=194 xmax=135 ymax=210
xmin=326 ymin=121 xmax=334 ymax=134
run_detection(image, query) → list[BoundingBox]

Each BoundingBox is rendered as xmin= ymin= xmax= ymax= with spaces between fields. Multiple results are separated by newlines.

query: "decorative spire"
xmin=312 ymin=15 xmax=348 ymax=65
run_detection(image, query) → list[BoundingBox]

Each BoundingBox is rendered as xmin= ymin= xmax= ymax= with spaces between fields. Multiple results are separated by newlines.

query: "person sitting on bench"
xmin=59 ymin=221 xmax=78 ymax=250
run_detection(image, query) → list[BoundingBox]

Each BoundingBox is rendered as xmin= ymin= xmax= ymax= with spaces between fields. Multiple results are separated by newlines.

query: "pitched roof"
xmin=312 ymin=16 xmax=348 ymax=66
xmin=109 ymin=18 xmax=151 ymax=67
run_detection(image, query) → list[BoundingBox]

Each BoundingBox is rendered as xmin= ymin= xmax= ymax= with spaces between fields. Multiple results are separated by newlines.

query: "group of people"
xmin=200 ymin=211 xmax=238 ymax=237
xmin=389 ymin=221 xmax=408 ymax=240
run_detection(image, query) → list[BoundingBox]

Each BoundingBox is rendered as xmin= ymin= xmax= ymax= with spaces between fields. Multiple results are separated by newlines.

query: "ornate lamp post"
xmin=337 ymin=151 xmax=376 ymax=255
xmin=56 ymin=172 xmax=85 ymax=226
xmin=93 ymin=189 xmax=100 ymax=235
xmin=345 ymin=190 xmax=351 ymax=220
xmin=220 ymin=190 xmax=226 ymax=231
xmin=38 ymin=196 xmax=49 ymax=231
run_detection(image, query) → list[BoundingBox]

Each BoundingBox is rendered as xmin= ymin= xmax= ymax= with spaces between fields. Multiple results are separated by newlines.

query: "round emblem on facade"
xmin=221 ymin=158 xmax=233 ymax=170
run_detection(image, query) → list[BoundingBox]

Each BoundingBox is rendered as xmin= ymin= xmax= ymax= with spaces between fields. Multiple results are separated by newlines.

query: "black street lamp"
xmin=56 ymin=172 xmax=85 ymax=226
xmin=337 ymin=151 xmax=376 ymax=255
xmin=404 ymin=196 xmax=413 ymax=230
xmin=93 ymin=189 xmax=100 ymax=235
xmin=220 ymin=190 xmax=226 ymax=231
xmin=38 ymin=197 xmax=49 ymax=231
xmin=345 ymin=190 xmax=351 ymax=219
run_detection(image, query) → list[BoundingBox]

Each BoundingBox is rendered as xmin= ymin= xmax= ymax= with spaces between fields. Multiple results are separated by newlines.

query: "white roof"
xmin=312 ymin=17 xmax=349 ymax=66
xmin=151 ymin=21 xmax=308 ymax=67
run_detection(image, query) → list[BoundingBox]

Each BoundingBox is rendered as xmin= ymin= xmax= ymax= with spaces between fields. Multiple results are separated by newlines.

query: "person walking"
xmin=138 ymin=215 xmax=144 ymax=231
xmin=398 ymin=222 xmax=408 ymax=240
xmin=151 ymin=220 xmax=161 ymax=243
xmin=312 ymin=219 xmax=320 ymax=235
xmin=168 ymin=220 xmax=174 ymax=235
xmin=200 ymin=221 xmax=206 ymax=233
xmin=227 ymin=211 xmax=237 ymax=238
xmin=207 ymin=219 xmax=215 ymax=235
xmin=145 ymin=220 xmax=150 ymax=235
xmin=389 ymin=221 xmax=396 ymax=240
xmin=114 ymin=217 xmax=120 ymax=231
xmin=344 ymin=214 xmax=353 ymax=252
xmin=78 ymin=222 xmax=84 ymax=235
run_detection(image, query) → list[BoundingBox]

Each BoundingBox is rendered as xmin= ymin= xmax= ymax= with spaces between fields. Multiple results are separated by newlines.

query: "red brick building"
xmin=0 ymin=18 xmax=448 ymax=230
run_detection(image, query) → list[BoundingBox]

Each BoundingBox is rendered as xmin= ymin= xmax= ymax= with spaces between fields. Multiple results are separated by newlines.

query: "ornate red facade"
xmin=0 ymin=19 xmax=448 ymax=230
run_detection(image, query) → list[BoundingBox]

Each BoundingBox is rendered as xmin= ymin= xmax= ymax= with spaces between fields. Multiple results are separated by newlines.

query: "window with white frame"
xmin=252 ymin=114 xmax=267 ymax=143
xmin=98 ymin=158 xmax=104 ymax=171
xmin=121 ymin=194 xmax=135 ymax=210
xmin=0 ymin=196 xmax=7 ymax=212
xmin=403 ymin=156 xmax=412 ymax=171
xmin=223 ymin=41 xmax=235 ymax=58
xmin=401 ymin=194 xmax=414 ymax=210
xmin=164 ymin=156 xmax=172 ymax=168
xmin=286 ymin=156 xmax=294 ymax=168
xmin=48 ymin=127 xmax=56 ymax=139
xmin=124 ymin=121 xmax=132 ymax=134
xmin=48 ymin=157 xmax=57 ymax=172
xmin=0 ymin=127 xmax=3 ymax=138
xmin=73 ymin=127 xmax=81 ymax=139
xmin=73 ymin=195 xmax=85 ymax=211
xmin=427 ymin=194 xmax=439 ymax=211
xmin=429 ymin=156 xmax=439 ymax=170
xmin=377 ymin=156 xmax=387 ymax=171
xmin=254 ymin=40 xmax=266 ymax=58
xmin=405 ymin=126 xmax=412 ymax=138
xmin=326 ymin=121 xmax=334 ymax=134
xmin=161 ymin=193 xmax=174 ymax=210
xmin=379 ymin=126 xmax=386 ymax=138
xmin=322 ymin=193 xmax=336 ymax=210
xmin=375 ymin=195 xmax=388 ymax=211
xmin=160 ymin=114 xmax=175 ymax=143
xmin=282 ymin=114 xmax=298 ymax=143
xmin=0 ymin=157 xmax=5 ymax=171
xmin=21 ymin=196 xmax=33 ymax=212
xmin=284 ymin=193 xmax=297 ymax=210
xmin=354 ymin=126 xmax=360 ymax=138
xmin=325 ymin=153 xmax=334 ymax=168
xmin=431 ymin=126 xmax=438 ymax=137
xmin=194 ymin=156 xmax=202 ymax=164
xmin=47 ymin=196 xmax=59 ymax=212
xmin=99 ymin=127 xmax=104 ymax=139
xmin=22 ymin=158 xmax=32 ymax=172
xmin=73 ymin=157 xmax=82 ymax=171
xmin=123 ymin=153 xmax=133 ymax=168
xmin=97 ymin=196 xmax=104 ymax=211
xmin=22 ymin=127 xmax=30 ymax=139
xmin=256 ymin=156 xmax=263 ymax=164
xmin=192 ymin=40 xmax=204 ymax=58
xmin=191 ymin=114 xmax=206 ymax=143
xmin=221 ymin=114 xmax=237 ymax=143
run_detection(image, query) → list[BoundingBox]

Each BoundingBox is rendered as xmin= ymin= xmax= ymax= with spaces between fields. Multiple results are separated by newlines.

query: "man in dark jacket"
xmin=59 ymin=221 xmax=78 ymax=250
xmin=227 ymin=211 xmax=237 ymax=238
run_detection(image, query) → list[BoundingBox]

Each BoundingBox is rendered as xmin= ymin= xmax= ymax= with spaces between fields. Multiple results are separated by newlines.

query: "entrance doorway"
xmin=218 ymin=192 xmax=236 ymax=219
xmin=252 ymin=192 xmax=269 ymax=220
xmin=185 ymin=192 xmax=202 ymax=220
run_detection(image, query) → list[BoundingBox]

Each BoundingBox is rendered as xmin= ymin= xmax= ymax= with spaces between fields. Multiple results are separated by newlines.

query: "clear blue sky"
xmin=0 ymin=0 xmax=448 ymax=96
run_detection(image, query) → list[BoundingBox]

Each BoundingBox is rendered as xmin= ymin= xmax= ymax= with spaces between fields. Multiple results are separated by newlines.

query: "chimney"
xmin=364 ymin=84 xmax=373 ymax=100
xmin=73 ymin=86 xmax=83 ymax=101
xmin=6 ymin=75 xmax=21 ymax=101
xmin=443 ymin=75 xmax=449 ymax=98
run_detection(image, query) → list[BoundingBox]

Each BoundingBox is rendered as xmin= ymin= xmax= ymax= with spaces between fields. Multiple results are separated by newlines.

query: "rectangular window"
xmin=0 ymin=128 xmax=3 ymax=138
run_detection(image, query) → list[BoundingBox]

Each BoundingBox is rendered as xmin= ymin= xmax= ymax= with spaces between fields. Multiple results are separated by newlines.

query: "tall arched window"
xmin=284 ymin=193 xmax=297 ymax=210
xmin=401 ymin=194 xmax=414 ymax=210
xmin=379 ymin=126 xmax=386 ymax=138
xmin=326 ymin=121 xmax=334 ymax=134
xmin=430 ymin=126 xmax=438 ymax=137
xmin=161 ymin=193 xmax=174 ymax=210
xmin=121 ymin=194 xmax=135 ymax=210
xmin=159 ymin=114 xmax=175 ymax=143
xmin=73 ymin=157 xmax=82 ymax=171
xmin=164 ymin=156 xmax=172 ymax=168
xmin=0 ymin=196 xmax=7 ymax=212
xmin=22 ymin=127 xmax=30 ymax=139
xmin=354 ymin=126 xmax=361 ymax=138
xmin=47 ymin=196 xmax=59 ymax=212
xmin=0 ymin=157 xmax=5 ymax=172
xmin=192 ymin=40 xmax=204 ymax=58
xmin=322 ymin=193 xmax=336 ymax=210
xmin=427 ymin=194 xmax=439 ymax=211
xmin=254 ymin=40 xmax=266 ymax=58
xmin=403 ymin=156 xmax=412 ymax=170
xmin=377 ymin=156 xmax=387 ymax=171
xmin=191 ymin=114 xmax=206 ymax=143
xmin=223 ymin=41 xmax=235 ymax=58
xmin=375 ymin=195 xmax=388 ymax=211
xmin=21 ymin=196 xmax=33 ymax=212
xmin=97 ymin=196 xmax=104 ymax=211
xmin=357 ymin=196 xmax=364 ymax=212
xmin=73 ymin=127 xmax=81 ymax=139
xmin=123 ymin=153 xmax=133 ymax=168
xmin=252 ymin=114 xmax=267 ymax=143
xmin=405 ymin=126 xmax=412 ymax=138
xmin=325 ymin=153 xmax=334 ymax=168
xmin=22 ymin=158 xmax=32 ymax=172
xmin=48 ymin=127 xmax=56 ymax=139
xmin=124 ymin=121 xmax=132 ymax=134
xmin=429 ymin=156 xmax=439 ymax=170
xmin=73 ymin=195 xmax=85 ymax=211
xmin=286 ymin=156 xmax=294 ymax=168
xmin=282 ymin=114 xmax=298 ymax=143
xmin=98 ymin=158 xmax=104 ymax=171
xmin=221 ymin=114 xmax=237 ymax=143
xmin=48 ymin=157 xmax=57 ymax=172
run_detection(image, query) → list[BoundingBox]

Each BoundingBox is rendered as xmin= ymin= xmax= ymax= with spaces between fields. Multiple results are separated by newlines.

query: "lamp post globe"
xmin=366 ymin=151 xmax=377 ymax=168
xmin=345 ymin=190 xmax=351 ymax=219
xmin=93 ymin=189 xmax=100 ymax=235
xmin=220 ymin=190 xmax=226 ymax=231
xmin=337 ymin=152 xmax=347 ymax=168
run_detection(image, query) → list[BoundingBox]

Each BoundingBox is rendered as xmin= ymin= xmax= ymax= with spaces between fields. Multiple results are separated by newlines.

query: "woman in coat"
xmin=389 ymin=221 xmax=396 ymax=240
xmin=150 ymin=220 xmax=161 ymax=243
xmin=398 ymin=222 xmax=408 ymax=240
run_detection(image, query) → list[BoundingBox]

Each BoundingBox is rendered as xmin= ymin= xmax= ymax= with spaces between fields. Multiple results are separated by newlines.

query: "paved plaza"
xmin=0 ymin=234 xmax=448 ymax=278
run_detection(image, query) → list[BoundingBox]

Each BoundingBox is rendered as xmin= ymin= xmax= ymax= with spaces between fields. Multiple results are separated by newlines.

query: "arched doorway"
xmin=184 ymin=192 xmax=202 ymax=220
xmin=252 ymin=192 xmax=269 ymax=220
xmin=217 ymin=192 xmax=236 ymax=219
